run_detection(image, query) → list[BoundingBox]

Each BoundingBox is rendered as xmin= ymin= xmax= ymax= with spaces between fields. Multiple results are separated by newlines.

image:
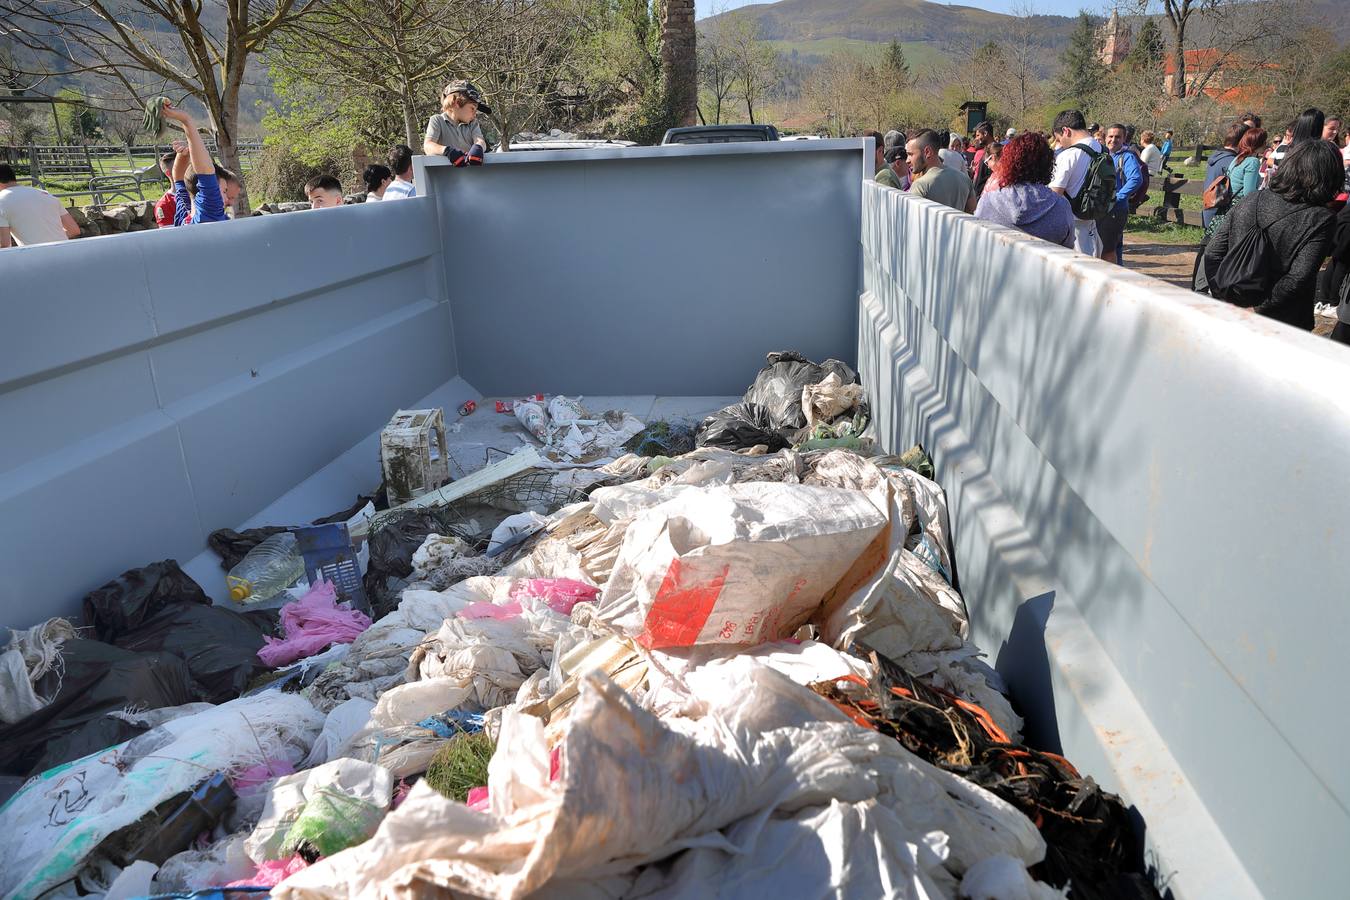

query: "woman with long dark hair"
xmin=1201 ymin=140 xmax=1341 ymax=329
xmin=974 ymin=133 xmax=1076 ymax=247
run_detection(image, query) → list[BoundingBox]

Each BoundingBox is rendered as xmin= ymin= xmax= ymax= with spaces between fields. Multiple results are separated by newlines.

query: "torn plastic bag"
xmin=0 ymin=692 xmax=323 ymax=900
xmin=302 ymin=698 xmax=377 ymax=768
xmin=153 ymin=832 xmax=257 ymax=894
xmin=802 ymin=371 xmax=865 ymax=429
xmin=245 ymin=758 xmax=393 ymax=863
xmin=273 ymin=664 xmax=1042 ymax=900
xmin=960 ymin=855 xmax=1069 ymax=900
xmin=598 ymin=483 xmax=887 ymax=649
xmin=0 ymin=638 xmax=197 ymax=777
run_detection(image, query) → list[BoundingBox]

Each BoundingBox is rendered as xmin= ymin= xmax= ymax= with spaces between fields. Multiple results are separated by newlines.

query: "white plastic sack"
xmin=274 ymin=664 xmax=1042 ymax=900
xmin=245 ymin=758 xmax=394 ymax=864
xmin=0 ymin=693 xmax=323 ymax=900
xmin=599 ymin=483 xmax=887 ymax=649
xmin=368 ymin=677 xmax=472 ymax=727
xmin=960 ymin=855 xmax=1069 ymax=900
xmin=303 ymin=698 xmax=378 ymax=768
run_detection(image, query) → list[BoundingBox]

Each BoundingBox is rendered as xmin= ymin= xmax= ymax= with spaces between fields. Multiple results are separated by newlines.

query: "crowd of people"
xmin=0 ymin=79 xmax=494 ymax=247
xmin=5 ymin=84 xmax=1350 ymax=346
xmin=869 ymin=107 xmax=1350 ymax=343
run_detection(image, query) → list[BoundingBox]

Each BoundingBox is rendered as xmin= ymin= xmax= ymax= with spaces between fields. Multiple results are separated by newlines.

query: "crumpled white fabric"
xmin=274 ymin=663 xmax=1042 ymax=900
xmin=307 ymin=577 xmax=511 ymax=711
xmin=0 ymin=617 xmax=77 ymax=724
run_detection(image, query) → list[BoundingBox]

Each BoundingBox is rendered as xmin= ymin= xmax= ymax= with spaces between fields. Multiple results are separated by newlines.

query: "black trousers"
xmin=1331 ymin=321 xmax=1350 ymax=346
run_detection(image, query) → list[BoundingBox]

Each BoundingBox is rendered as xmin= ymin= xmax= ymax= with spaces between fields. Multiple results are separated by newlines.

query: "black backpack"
xmin=1069 ymin=145 xmax=1118 ymax=221
xmin=1206 ymin=207 xmax=1298 ymax=307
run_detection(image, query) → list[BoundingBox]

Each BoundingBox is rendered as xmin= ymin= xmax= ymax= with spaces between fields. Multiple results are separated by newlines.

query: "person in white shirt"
xmin=383 ymin=145 xmax=417 ymax=201
xmin=1048 ymin=109 xmax=1105 ymax=256
xmin=1138 ymin=130 xmax=1165 ymax=176
xmin=0 ymin=164 xmax=80 ymax=248
xmin=938 ymin=133 xmax=967 ymax=171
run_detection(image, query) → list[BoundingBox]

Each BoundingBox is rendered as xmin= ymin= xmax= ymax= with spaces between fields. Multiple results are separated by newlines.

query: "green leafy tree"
xmin=1056 ymin=11 xmax=1104 ymax=110
xmin=56 ymin=89 xmax=100 ymax=143
xmin=882 ymin=40 xmax=911 ymax=87
xmin=1125 ymin=18 xmax=1166 ymax=73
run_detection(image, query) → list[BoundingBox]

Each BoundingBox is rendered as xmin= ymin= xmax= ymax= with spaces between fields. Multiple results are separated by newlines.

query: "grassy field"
xmin=1125 ymin=215 xmax=1204 ymax=244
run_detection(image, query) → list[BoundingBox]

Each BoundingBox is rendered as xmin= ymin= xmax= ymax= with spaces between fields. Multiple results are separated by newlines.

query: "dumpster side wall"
xmin=416 ymin=140 xmax=869 ymax=396
xmin=0 ymin=199 xmax=454 ymax=628
xmin=858 ymin=182 xmax=1350 ymax=898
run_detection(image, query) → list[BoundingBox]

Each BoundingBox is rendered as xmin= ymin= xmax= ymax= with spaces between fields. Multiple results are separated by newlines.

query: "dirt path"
xmin=1122 ymin=237 xmax=1341 ymax=337
xmin=1121 ymin=238 xmax=1199 ymax=289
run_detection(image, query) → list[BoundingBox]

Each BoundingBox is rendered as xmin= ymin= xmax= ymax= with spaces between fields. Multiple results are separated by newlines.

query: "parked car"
xmin=661 ymin=124 xmax=779 ymax=145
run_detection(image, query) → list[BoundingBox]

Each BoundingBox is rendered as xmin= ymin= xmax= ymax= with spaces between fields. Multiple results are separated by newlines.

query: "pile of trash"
xmin=0 ymin=353 xmax=1161 ymax=900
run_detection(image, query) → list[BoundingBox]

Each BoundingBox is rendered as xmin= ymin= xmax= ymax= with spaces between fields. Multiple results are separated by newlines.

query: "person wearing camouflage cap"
xmin=424 ymin=80 xmax=492 ymax=166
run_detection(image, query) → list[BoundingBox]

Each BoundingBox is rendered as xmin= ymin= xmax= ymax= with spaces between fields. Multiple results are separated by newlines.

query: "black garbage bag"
xmin=208 ymin=526 xmax=289 ymax=572
xmin=84 ymin=560 xmax=276 ymax=703
xmin=111 ymin=603 xmax=275 ymax=703
xmin=364 ymin=511 xmax=445 ymax=617
xmin=696 ymin=351 xmax=862 ymax=450
xmin=81 ymin=560 xmax=211 ymax=641
xmin=0 ymin=639 xmax=197 ymax=777
xmin=744 ymin=351 xmax=859 ymax=434
xmin=694 ymin=402 xmax=785 ymax=451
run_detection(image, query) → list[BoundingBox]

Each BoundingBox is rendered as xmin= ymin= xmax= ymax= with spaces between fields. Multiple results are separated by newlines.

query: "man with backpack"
xmin=1100 ymin=124 xmax=1145 ymax=265
xmin=1049 ymin=109 xmax=1114 ymax=256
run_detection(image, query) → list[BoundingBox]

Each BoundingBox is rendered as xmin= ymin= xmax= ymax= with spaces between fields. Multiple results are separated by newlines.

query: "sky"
xmin=694 ymin=0 xmax=1099 ymax=19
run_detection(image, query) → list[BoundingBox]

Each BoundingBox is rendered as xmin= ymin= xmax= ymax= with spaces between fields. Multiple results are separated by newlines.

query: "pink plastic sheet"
xmin=466 ymin=785 xmax=489 ymax=810
xmin=459 ymin=600 xmax=523 ymax=620
xmin=226 ymin=855 xmax=309 ymax=887
xmin=232 ymin=758 xmax=296 ymax=794
xmin=257 ymin=582 xmax=372 ymax=667
xmin=507 ymin=578 xmax=599 ymax=616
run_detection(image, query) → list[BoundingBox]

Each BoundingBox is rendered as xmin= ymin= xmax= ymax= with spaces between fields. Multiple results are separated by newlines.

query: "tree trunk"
xmin=659 ymin=0 xmax=697 ymax=127
xmin=400 ymin=88 xmax=417 ymax=148
xmin=219 ymin=60 xmax=251 ymax=214
xmin=1170 ymin=19 xmax=1188 ymax=99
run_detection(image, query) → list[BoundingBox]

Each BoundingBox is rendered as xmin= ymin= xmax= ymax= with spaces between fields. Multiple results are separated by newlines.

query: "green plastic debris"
xmin=280 ymin=786 xmax=386 ymax=860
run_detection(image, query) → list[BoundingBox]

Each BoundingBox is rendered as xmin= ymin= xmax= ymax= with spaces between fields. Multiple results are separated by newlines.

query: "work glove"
xmin=444 ymin=147 xmax=467 ymax=166
xmin=466 ymin=145 xmax=485 ymax=166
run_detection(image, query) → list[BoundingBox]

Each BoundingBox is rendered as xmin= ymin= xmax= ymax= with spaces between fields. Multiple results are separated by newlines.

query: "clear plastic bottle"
xmin=227 ymin=532 xmax=305 ymax=604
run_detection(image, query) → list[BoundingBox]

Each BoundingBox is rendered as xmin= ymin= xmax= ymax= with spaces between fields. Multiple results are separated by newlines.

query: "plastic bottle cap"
xmin=230 ymin=585 xmax=250 ymax=601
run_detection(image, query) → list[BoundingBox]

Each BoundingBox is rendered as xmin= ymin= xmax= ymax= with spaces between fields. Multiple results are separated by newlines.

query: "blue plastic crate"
xmin=294 ymin=523 xmax=368 ymax=612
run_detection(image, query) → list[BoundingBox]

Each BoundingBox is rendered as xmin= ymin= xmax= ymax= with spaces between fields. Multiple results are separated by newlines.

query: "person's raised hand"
xmin=160 ymin=101 xmax=191 ymax=125
xmin=171 ymin=138 xmax=189 ymax=157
